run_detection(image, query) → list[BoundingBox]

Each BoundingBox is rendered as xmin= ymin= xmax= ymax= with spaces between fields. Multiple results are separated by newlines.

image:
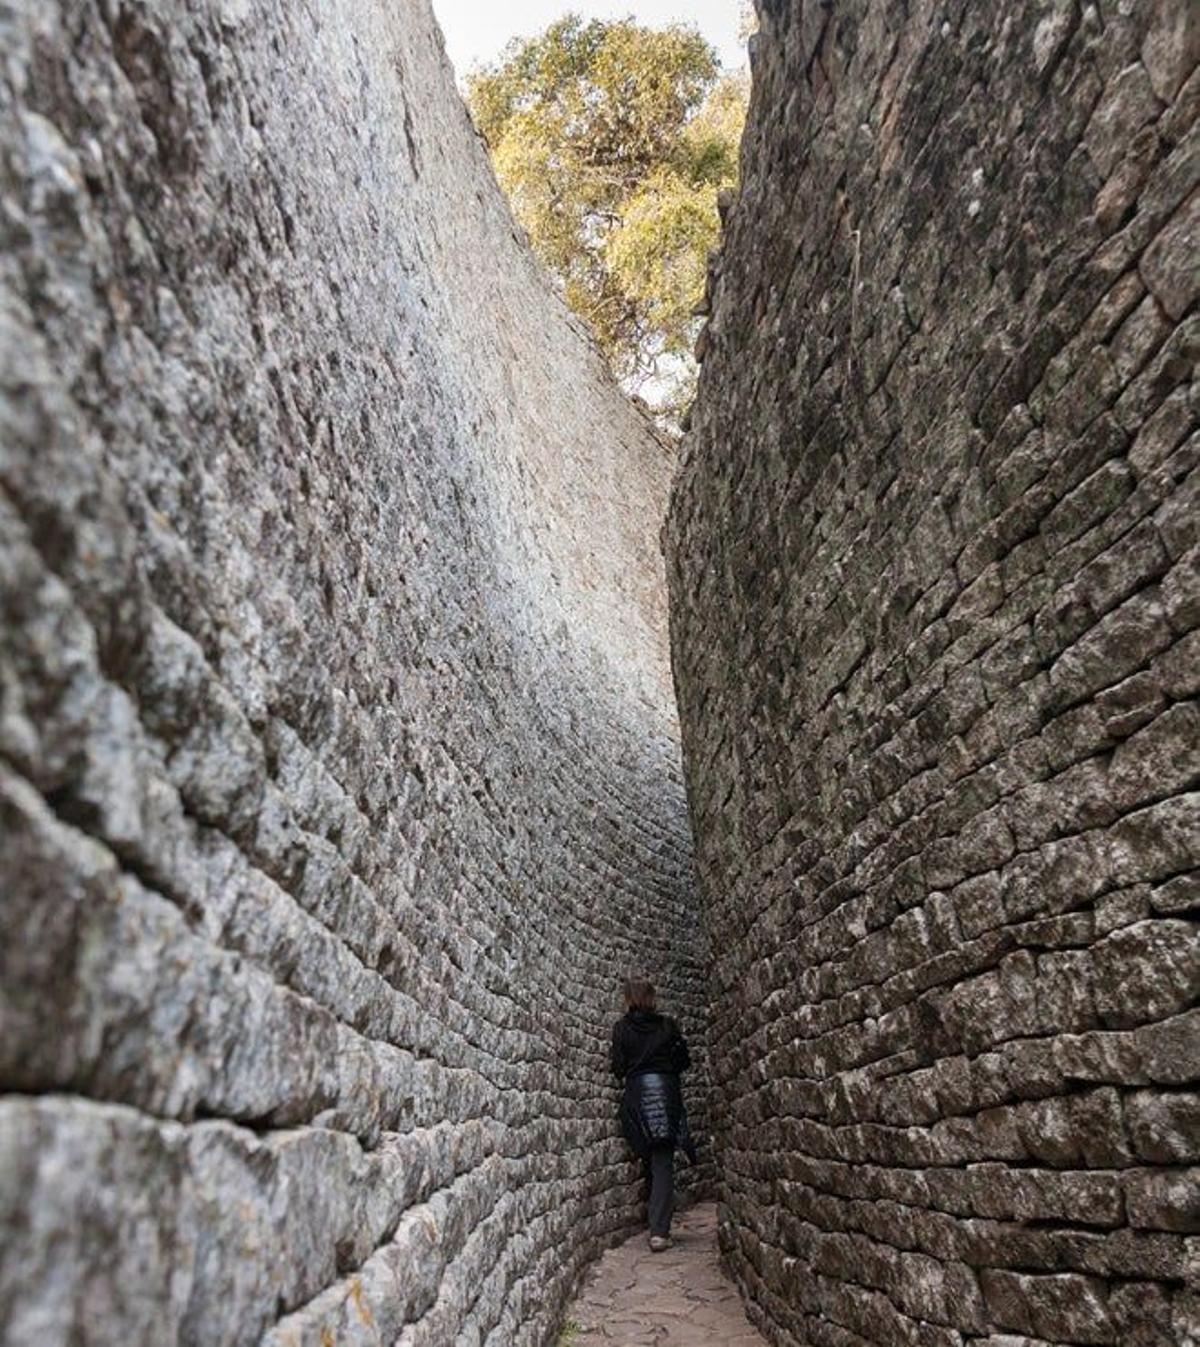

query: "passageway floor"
xmin=563 ymin=1202 xmax=767 ymax=1345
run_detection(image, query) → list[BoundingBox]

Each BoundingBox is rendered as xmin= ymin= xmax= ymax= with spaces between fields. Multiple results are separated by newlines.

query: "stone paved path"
xmin=563 ymin=1203 xmax=767 ymax=1345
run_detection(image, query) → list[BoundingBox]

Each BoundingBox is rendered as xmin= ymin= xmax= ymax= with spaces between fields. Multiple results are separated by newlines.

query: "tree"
xmin=467 ymin=15 xmax=747 ymax=429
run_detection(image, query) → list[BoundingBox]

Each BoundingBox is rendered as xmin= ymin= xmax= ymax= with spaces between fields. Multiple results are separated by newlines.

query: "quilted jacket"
xmin=610 ymin=1010 xmax=697 ymax=1160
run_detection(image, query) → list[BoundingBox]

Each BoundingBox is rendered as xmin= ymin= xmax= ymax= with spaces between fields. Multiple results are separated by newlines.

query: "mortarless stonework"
xmin=0 ymin=0 xmax=709 ymax=1342
xmin=666 ymin=1 xmax=1199 ymax=1343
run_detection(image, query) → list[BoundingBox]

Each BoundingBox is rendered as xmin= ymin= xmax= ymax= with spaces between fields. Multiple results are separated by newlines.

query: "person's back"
xmin=610 ymin=1007 xmax=691 ymax=1079
xmin=610 ymin=977 xmax=694 ymax=1251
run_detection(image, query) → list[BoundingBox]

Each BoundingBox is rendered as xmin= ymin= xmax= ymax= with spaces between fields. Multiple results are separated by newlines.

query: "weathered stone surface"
xmin=0 ymin=0 xmax=707 ymax=1342
xmin=564 ymin=1201 xmax=768 ymax=1345
xmin=665 ymin=1 xmax=1200 ymax=1342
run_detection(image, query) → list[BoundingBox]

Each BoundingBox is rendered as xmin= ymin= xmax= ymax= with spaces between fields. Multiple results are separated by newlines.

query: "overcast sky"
xmin=431 ymin=0 xmax=746 ymax=77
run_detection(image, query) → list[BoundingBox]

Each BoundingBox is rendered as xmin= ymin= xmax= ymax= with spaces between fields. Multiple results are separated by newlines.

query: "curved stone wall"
xmin=666 ymin=1 xmax=1198 ymax=1343
xmin=0 ymin=1 xmax=708 ymax=1342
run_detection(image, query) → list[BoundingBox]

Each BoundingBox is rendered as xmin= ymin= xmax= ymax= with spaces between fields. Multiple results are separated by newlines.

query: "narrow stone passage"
xmin=563 ymin=1204 xmax=766 ymax=1345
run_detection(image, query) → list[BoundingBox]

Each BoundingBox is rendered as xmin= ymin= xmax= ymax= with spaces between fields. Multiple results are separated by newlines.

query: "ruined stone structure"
xmin=0 ymin=1 xmax=709 ymax=1342
xmin=3 ymin=0 xmax=1198 ymax=1342
xmin=666 ymin=1 xmax=1199 ymax=1343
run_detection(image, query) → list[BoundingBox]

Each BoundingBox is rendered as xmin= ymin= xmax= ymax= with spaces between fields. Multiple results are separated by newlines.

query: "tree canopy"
xmin=467 ymin=15 xmax=746 ymax=428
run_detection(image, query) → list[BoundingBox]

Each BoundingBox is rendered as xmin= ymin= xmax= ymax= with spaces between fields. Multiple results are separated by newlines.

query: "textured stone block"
xmin=980 ymin=1268 xmax=1113 ymax=1343
xmin=1125 ymin=1090 xmax=1200 ymax=1163
xmin=1125 ymin=1168 xmax=1200 ymax=1232
xmin=1092 ymin=919 xmax=1200 ymax=1028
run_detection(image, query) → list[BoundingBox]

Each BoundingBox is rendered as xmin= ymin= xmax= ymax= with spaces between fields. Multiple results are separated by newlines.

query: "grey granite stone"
xmin=0 ymin=0 xmax=709 ymax=1342
xmin=665 ymin=1 xmax=1200 ymax=1341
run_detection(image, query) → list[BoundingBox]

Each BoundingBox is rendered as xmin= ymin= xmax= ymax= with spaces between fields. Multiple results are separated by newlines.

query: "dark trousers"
xmin=646 ymin=1144 xmax=674 ymax=1236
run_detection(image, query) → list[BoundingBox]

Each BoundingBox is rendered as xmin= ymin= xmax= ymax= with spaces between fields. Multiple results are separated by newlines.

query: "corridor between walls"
xmin=2 ymin=0 xmax=1197 ymax=1345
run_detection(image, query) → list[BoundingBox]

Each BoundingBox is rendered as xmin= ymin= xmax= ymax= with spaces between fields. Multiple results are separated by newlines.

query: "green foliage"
xmin=467 ymin=15 xmax=747 ymax=427
xmin=604 ymin=168 xmax=718 ymax=355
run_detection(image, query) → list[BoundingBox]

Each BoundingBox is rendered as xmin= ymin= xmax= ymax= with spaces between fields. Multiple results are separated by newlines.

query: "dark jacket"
xmin=611 ymin=1010 xmax=697 ymax=1161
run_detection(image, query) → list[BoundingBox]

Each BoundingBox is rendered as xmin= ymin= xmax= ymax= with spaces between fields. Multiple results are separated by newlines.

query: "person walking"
xmin=610 ymin=976 xmax=697 ymax=1251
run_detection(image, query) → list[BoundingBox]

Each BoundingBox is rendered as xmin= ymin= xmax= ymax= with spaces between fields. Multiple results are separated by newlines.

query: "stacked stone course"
xmin=0 ymin=0 xmax=708 ymax=1342
xmin=666 ymin=1 xmax=1199 ymax=1344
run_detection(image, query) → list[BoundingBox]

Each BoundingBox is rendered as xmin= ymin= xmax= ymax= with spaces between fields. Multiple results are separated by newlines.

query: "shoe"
xmin=648 ymin=1235 xmax=673 ymax=1252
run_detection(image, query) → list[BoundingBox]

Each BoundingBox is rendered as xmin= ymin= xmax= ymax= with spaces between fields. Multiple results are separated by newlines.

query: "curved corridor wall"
xmin=666 ymin=1 xmax=1198 ymax=1343
xmin=0 ymin=1 xmax=707 ymax=1342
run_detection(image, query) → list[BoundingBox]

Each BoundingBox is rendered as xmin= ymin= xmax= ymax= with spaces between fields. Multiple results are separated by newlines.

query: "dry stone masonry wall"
xmin=0 ymin=0 xmax=709 ymax=1342
xmin=666 ymin=1 xmax=1199 ymax=1343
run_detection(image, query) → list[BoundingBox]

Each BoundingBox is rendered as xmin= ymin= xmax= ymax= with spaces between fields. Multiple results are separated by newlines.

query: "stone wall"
xmin=0 ymin=0 xmax=709 ymax=1342
xmin=666 ymin=1 xmax=1198 ymax=1343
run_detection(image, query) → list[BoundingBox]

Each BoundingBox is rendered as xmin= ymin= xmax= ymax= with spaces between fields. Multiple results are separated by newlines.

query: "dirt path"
xmin=563 ymin=1202 xmax=767 ymax=1345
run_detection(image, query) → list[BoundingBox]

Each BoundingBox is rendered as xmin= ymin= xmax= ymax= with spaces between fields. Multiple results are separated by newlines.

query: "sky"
xmin=431 ymin=0 xmax=746 ymax=77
